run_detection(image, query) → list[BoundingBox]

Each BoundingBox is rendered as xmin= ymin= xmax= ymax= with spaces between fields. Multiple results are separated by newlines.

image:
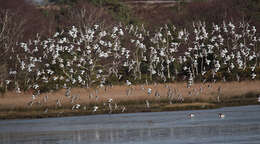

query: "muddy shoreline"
xmin=0 ymin=93 xmax=259 ymax=120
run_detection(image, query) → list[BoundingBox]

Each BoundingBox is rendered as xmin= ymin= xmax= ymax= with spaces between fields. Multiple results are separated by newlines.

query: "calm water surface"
xmin=0 ymin=105 xmax=260 ymax=144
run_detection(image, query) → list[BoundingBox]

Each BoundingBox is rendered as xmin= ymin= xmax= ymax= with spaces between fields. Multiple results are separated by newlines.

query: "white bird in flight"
xmin=93 ymin=106 xmax=98 ymax=112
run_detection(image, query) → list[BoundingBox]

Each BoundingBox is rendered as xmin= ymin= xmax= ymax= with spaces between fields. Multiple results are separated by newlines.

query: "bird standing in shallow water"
xmin=218 ymin=113 xmax=225 ymax=118
xmin=188 ymin=113 xmax=195 ymax=119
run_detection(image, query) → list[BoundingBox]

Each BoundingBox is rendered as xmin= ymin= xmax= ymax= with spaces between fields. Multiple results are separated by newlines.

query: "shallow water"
xmin=0 ymin=105 xmax=260 ymax=144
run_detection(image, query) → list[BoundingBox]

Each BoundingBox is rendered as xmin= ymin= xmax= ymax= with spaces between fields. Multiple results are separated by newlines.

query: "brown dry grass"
xmin=0 ymin=80 xmax=260 ymax=110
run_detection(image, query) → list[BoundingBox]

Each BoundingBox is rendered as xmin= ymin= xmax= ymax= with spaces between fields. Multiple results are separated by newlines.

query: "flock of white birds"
xmin=3 ymin=21 xmax=260 ymax=113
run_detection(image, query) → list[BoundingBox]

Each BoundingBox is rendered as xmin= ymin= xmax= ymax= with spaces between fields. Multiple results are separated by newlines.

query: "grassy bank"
xmin=0 ymin=81 xmax=260 ymax=120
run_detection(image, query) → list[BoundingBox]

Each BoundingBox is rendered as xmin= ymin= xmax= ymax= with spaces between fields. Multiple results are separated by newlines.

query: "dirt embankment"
xmin=0 ymin=80 xmax=260 ymax=119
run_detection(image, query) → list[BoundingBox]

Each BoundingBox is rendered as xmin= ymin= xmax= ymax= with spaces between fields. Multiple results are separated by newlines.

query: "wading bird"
xmin=218 ymin=113 xmax=225 ymax=118
xmin=188 ymin=113 xmax=195 ymax=119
